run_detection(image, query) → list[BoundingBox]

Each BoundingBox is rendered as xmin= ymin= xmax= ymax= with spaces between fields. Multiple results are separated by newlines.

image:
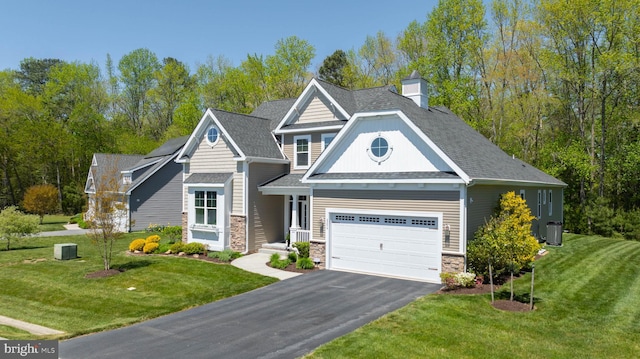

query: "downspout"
xmin=242 ymin=160 xmax=250 ymax=254
xmin=463 ymin=180 xmax=476 ymax=271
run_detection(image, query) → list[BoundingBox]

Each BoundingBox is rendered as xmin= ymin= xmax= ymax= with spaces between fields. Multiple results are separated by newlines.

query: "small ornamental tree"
xmin=22 ymin=184 xmax=60 ymax=224
xmin=0 ymin=206 xmax=40 ymax=250
xmin=468 ymin=191 xmax=541 ymax=283
xmin=85 ymin=158 xmax=128 ymax=270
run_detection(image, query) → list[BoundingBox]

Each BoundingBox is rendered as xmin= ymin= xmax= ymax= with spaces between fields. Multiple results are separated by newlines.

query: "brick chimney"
xmin=401 ymin=70 xmax=428 ymax=108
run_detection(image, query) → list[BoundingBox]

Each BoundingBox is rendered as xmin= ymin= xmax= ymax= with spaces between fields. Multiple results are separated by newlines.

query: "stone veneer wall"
xmin=442 ymin=254 xmax=465 ymax=273
xmin=181 ymin=212 xmax=188 ymax=243
xmin=310 ymin=241 xmax=326 ymax=269
xmin=230 ymin=215 xmax=246 ymax=252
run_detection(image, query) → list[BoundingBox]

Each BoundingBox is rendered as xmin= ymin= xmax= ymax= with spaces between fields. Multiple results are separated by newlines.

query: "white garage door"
xmin=328 ymin=212 xmax=442 ymax=282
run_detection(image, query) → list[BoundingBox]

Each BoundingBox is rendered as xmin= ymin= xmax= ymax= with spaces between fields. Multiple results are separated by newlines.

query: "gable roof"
xmin=125 ymin=136 xmax=189 ymax=194
xmin=177 ymin=109 xmax=287 ymax=163
xmin=85 ymin=153 xmax=145 ymax=193
xmin=303 ymin=81 xmax=565 ymax=186
xmin=250 ymin=98 xmax=297 ymax=131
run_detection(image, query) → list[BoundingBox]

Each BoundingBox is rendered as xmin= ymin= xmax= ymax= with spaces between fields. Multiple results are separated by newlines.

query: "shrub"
xmin=183 ymin=242 xmax=205 ymax=255
xmin=129 ymin=239 xmax=146 ymax=252
xmin=146 ymin=223 xmax=165 ymax=233
xmin=162 ymin=225 xmax=182 ymax=243
xmin=269 ymin=253 xmax=290 ymax=269
xmin=287 ymin=251 xmax=298 ymax=263
xmin=157 ymin=243 xmax=171 ymax=253
xmin=296 ymin=257 xmax=315 ymax=269
xmin=145 ymin=234 xmax=161 ymax=244
xmin=293 ymin=242 xmax=310 ymax=258
xmin=468 ymin=191 xmax=541 ymax=280
xmin=22 ymin=184 xmax=59 ymax=224
xmin=440 ymin=272 xmax=476 ymax=289
xmin=169 ymin=242 xmax=184 ymax=253
xmin=143 ymin=242 xmax=159 ymax=254
xmin=208 ymin=249 xmax=241 ymax=262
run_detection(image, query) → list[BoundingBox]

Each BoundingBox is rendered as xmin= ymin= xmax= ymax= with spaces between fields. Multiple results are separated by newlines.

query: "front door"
xmin=289 ymin=195 xmax=309 ymax=230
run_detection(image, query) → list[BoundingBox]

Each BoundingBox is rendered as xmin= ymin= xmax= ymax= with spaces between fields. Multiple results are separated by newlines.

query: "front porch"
xmin=258 ymin=173 xmax=311 ymax=247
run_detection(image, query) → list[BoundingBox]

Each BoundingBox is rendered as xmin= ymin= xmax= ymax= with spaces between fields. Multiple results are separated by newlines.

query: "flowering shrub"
xmin=440 ymin=272 xmax=477 ymax=289
xmin=169 ymin=242 xmax=184 ymax=253
xmin=143 ymin=242 xmax=159 ymax=254
xmin=129 ymin=239 xmax=146 ymax=252
xmin=145 ymin=234 xmax=161 ymax=244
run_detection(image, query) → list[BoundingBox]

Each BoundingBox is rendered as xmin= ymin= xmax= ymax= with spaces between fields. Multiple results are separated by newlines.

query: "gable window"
xmin=548 ymin=190 xmax=553 ymax=216
xmin=321 ymin=133 xmax=336 ymax=151
xmin=367 ymin=134 xmax=392 ymax=164
xmin=206 ymin=126 xmax=219 ymax=146
xmin=294 ymin=135 xmax=311 ymax=169
xmin=195 ymin=190 xmax=217 ymax=225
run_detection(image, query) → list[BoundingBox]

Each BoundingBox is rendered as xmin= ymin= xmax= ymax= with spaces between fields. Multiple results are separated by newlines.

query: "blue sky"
xmin=1 ymin=0 xmax=440 ymax=74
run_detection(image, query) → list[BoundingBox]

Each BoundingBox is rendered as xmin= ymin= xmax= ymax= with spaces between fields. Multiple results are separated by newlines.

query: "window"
xmin=294 ymin=135 xmax=310 ymax=168
xmin=371 ymin=137 xmax=389 ymax=157
xmin=122 ymin=174 xmax=132 ymax=185
xmin=548 ymin=190 xmax=553 ymax=216
xmin=537 ymin=190 xmax=542 ymax=218
xmin=206 ymin=126 xmax=219 ymax=145
xmin=195 ymin=190 xmax=217 ymax=225
xmin=321 ymin=133 xmax=336 ymax=151
xmin=543 ymin=190 xmax=547 ymax=204
xmin=367 ymin=135 xmax=392 ymax=163
xmin=519 ymin=189 xmax=526 ymax=200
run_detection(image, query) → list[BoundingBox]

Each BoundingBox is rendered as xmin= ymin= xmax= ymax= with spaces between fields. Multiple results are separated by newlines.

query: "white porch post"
xmin=291 ymin=194 xmax=299 ymax=244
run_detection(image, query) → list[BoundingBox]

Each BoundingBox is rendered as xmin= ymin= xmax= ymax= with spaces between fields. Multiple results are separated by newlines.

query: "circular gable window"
xmin=367 ymin=135 xmax=392 ymax=163
xmin=206 ymin=126 xmax=219 ymax=145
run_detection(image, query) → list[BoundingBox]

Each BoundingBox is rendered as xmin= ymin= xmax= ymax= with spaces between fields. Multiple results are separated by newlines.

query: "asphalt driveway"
xmin=59 ymin=270 xmax=440 ymax=359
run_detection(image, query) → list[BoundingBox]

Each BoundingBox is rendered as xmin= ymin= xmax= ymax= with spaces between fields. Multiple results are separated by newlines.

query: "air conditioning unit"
xmin=54 ymin=243 xmax=78 ymax=260
xmin=546 ymin=222 xmax=563 ymax=246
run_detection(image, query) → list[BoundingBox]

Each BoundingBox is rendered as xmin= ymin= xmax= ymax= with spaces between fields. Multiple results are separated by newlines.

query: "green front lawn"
xmin=307 ymin=234 xmax=640 ymax=358
xmin=0 ymin=233 xmax=277 ymax=339
xmin=38 ymin=214 xmax=71 ymax=232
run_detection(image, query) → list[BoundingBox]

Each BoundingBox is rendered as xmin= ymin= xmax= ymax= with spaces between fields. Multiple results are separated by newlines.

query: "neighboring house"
xmin=177 ymin=71 xmax=565 ymax=283
xmin=85 ymin=136 xmax=188 ymax=232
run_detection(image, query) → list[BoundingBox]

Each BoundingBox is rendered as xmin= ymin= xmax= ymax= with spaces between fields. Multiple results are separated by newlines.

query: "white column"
xmin=291 ymin=194 xmax=299 ymax=228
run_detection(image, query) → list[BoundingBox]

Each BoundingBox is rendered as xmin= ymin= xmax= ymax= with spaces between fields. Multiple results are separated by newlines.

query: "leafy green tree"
xmin=0 ymin=206 xmax=40 ymax=250
xmin=22 ymin=184 xmax=60 ymax=224
xmin=265 ymin=36 xmax=315 ymax=98
xmin=319 ymin=50 xmax=349 ymax=87
xmin=15 ymin=58 xmax=64 ymax=95
xmin=117 ymin=48 xmax=161 ymax=135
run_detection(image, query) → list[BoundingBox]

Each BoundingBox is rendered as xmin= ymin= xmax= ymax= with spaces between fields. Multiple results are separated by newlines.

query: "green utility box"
xmin=54 ymin=243 xmax=77 ymax=260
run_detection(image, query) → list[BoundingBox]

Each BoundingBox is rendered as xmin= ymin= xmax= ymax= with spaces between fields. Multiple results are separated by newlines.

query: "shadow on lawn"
xmin=116 ymin=260 xmax=153 ymax=271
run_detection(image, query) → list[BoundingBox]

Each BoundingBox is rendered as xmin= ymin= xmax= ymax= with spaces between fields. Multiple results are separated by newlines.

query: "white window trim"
xmin=206 ymin=125 xmax=220 ymax=146
xmin=194 ymin=190 xmax=218 ymax=226
xmin=549 ymin=190 xmax=553 ymax=216
xmin=293 ymin=135 xmax=311 ymax=169
xmin=321 ymin=133 xmax=337 ymax=152
xmin=519 ymin=189 xmax=526 ymax=200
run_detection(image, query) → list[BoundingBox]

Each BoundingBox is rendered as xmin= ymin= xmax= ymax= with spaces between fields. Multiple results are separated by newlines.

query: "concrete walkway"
xmin=37 ymin=223 xmax=89 ymax=237
xmin=0 ymin=315 xmax=65 ymax=340
xmin=231 ymin=252 xmax=301 ymax=280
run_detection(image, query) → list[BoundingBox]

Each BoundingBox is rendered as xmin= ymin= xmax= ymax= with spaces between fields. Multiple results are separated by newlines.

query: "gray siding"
xmin=313 ymin=190 xmax=461 ymax=252
xmin=467 ymin=185 xmax=564 ymax=241
xmin=247 ymin=162 xmax=288 ymax=249
xmin=129 ymin=161 xmax=183 ymax=231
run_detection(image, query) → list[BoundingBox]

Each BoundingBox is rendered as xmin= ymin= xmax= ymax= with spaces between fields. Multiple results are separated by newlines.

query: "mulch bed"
xmin=438 ymin=283 xmax=534 ymax=312
xmin=84 ymin=269 xmax=123 ymax=279
xmin=491 ymin=299 xmax=534 ymax=312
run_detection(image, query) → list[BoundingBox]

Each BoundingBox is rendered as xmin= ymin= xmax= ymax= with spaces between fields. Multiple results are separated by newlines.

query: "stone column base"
xmin=230 ymin=215 xmax=246 ymax=252
xmin=442 ymin=253 xmax=465 ymax=273
xmin=181 ymin=212 xmax=187 ymax=243
xmin=310 ymin=241 xmax=326 ymax=269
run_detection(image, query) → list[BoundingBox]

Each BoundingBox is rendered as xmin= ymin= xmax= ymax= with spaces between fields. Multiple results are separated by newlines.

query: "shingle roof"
xmin=90 ymin=154 xmax=145 ymax=193
xmin=259 ymin=173 xmax=307 ymax=188
xmin=184 ymin=172 xmax=234 ymax=184
xmin=250 ymin=98 xmax=297 ymax=131
xmin=145 ymin=136 xmax=189 ymax=158
xmin=310 ymin=80 xmax=565 ymax=186
xmin=211 ymin=109 xmax=285 ymax=160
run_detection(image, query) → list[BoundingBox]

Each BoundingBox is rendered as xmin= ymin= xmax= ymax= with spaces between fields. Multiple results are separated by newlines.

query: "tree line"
xmin=1 ymin=0 xmax=639 ymax=238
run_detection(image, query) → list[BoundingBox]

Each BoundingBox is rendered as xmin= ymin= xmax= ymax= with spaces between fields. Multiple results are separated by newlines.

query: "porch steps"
xmin=258 ymin=242 xmax=290 ymax=256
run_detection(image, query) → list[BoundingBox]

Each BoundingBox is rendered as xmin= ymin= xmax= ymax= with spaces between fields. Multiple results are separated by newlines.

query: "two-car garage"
xmin=327 ymin=210 xmax=443 ymax=283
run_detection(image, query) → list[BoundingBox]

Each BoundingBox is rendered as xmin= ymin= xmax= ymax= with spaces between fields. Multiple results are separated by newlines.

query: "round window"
xmin=371 ymin=137 xmax=389 ymax=158
xmin=206 ymin=126 xmax=219 ymax=145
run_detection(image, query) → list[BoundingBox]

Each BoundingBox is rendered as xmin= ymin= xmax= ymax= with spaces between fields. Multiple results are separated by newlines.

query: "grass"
xmin=0 ymin=232 xmax=277 ymax=340
xmin=306 ymin=234 xmax=640 ymax=358
xmin=38 ymin=214 xmax=72 ymax=232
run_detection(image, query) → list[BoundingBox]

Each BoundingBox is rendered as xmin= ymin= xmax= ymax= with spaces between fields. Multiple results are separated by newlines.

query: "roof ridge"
xmin=210 ymin=108 xmax=273 ymax=122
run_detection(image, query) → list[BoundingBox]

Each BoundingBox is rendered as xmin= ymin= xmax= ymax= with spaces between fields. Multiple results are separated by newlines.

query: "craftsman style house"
xmin=85 ymin=136 xmax=187 ymax=232
xmin=176 ymin=71 xmax=565 ymax=282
